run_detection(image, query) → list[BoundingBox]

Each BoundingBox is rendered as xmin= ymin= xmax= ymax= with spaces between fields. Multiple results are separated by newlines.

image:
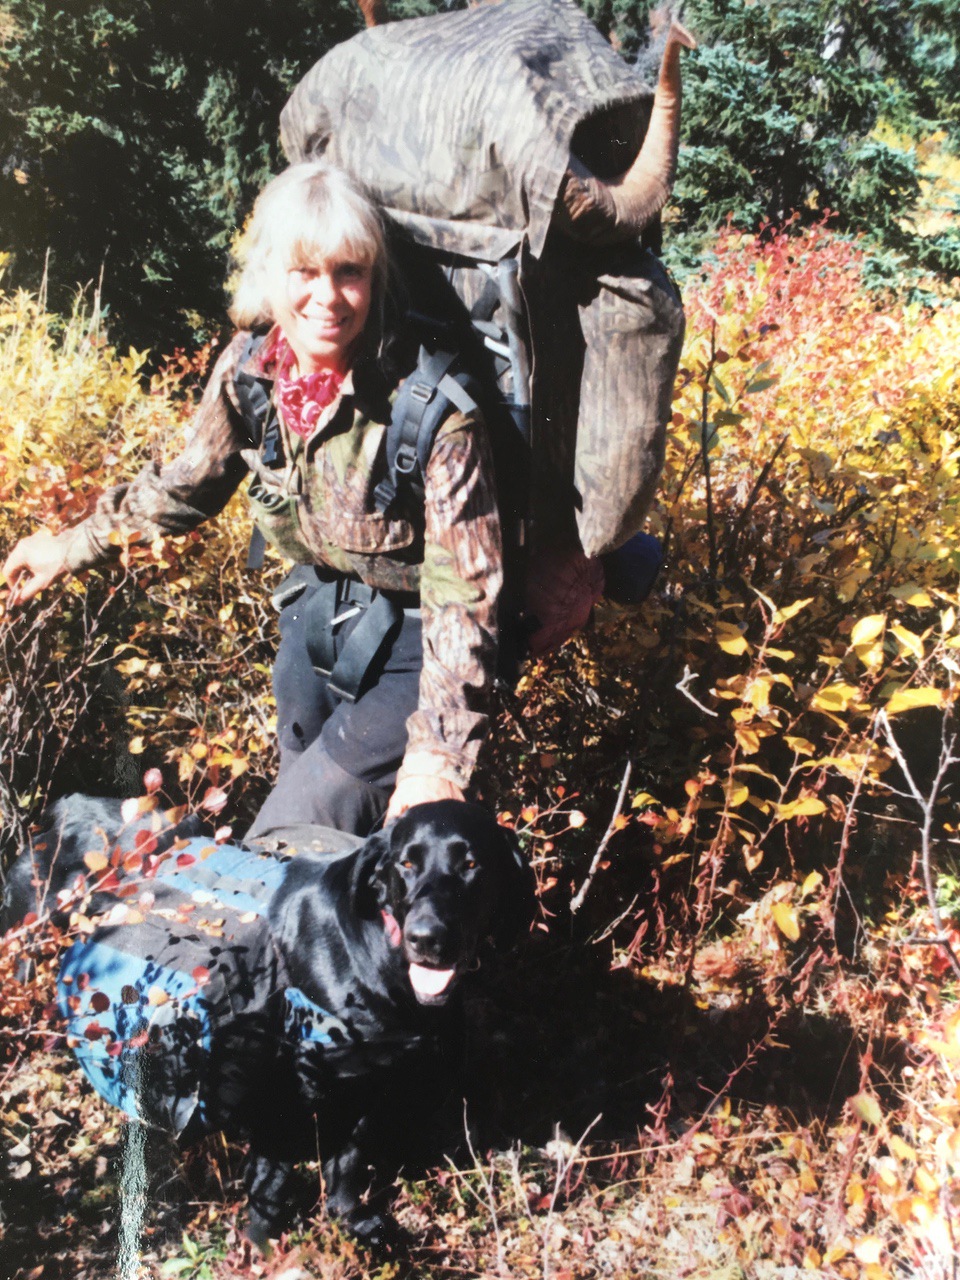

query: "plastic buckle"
xmin=409 ymin=380 xmax=433 ymax=405
xmin=395 ymin=444 xmax=418 ymax=475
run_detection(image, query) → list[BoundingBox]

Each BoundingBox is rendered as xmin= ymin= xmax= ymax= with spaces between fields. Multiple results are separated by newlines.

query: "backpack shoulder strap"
xmin=233 ymin=331 xmax=282 ymax=467
xmin=375 ymin=346 xmax=480 ymax=513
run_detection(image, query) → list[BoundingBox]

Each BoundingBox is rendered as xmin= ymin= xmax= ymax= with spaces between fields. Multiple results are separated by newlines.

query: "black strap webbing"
xmin=302 ymin=579 xmax=406 ymax=704
xmin=375 ymin=346 xmax=479 ymax=515
xmin=234 ymin=332 xmax=284 ymax=570
xmin=326 ymin=593 xmax=405 ymax=703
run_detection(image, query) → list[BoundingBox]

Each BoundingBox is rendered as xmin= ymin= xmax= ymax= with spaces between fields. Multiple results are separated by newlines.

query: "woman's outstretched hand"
xmin=2 ymin=529 xmax=70 ymax=608
xmin=386 ymin=774 xmax=465 ymax=823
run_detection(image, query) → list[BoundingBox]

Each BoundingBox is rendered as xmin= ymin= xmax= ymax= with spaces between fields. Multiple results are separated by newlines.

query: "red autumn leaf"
xmin=192 ymin=966 xmax=211 ymax=986
xmin=84 ymin=1022 xmax=107 ymax=1040
xmin=143 ymin=767 xmax=163 ymax=793
xmin=90 ymin=991 xmax=111 ymax=1014
xmin=201 ymin=786 xmax=228 ymax=814
xmin=176 ymin=853 xmax=196 ymax=869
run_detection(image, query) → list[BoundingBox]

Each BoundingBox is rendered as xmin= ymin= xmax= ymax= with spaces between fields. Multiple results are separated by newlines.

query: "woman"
xmin=2 ymin=162 xmax=503 ymax=837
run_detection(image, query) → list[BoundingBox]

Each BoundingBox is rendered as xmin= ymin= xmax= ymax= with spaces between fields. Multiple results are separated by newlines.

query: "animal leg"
xmin=243 ymin=1150 xmax=302 ymax=1247
xmin=321 ymin=1118 xmax=399 ymax=1247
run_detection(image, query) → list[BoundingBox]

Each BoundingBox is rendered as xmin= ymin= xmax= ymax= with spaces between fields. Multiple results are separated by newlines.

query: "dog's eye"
xmin=401 ymin=860 xmax=415 ymax=870
xmin=464 ymin=859 xmax=476 ymax=870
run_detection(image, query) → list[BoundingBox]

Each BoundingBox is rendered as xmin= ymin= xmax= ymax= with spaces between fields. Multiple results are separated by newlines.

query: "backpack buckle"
xmin=409 ymin=380 xmax=434 ymax=405
xmin=395 ymin=443 xmax=418 ymax=475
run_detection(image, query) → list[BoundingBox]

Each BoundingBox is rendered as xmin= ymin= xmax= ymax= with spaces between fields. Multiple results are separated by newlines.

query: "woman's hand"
xmin=386 ymin=774 xmax=464 ymax=823
xmin=2 ymin=530 xmax=71 ymax=608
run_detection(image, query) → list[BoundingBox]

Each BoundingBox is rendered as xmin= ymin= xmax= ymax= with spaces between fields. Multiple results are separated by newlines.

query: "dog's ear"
xmin=490 ymin=825 xmax=538 ymax=949
xmin=349 ymin=828 xmax=394 ymax=917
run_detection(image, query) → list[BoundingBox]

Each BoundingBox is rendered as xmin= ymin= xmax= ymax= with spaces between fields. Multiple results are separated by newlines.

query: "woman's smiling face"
xmin=279 ymin=257 xmax=373 ymax=375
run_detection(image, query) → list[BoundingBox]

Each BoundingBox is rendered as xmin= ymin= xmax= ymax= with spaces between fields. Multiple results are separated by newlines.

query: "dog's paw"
xmin=244 ymin=1210 xmax=280 ymax=1254
xmin=341 ymin=1208 xmax=404 ymax=1251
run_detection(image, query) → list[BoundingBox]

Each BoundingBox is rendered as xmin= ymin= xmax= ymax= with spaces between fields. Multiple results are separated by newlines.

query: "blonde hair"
xmin=229 ymin=162 xmax=388 ymax=332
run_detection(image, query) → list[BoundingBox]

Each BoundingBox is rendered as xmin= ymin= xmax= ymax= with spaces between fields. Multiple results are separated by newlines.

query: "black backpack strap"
xmin=301 ymin=578 xmax=407 ymax=704
xmin=233 ymin=332 xmax=282 ymax=467
xmin=234 ymin=331 xmax=284 ymax=571
xmin=374 ymin=346 xmax=480 ymax=514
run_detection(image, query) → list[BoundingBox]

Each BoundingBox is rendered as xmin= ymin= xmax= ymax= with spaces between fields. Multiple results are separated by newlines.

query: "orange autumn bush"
xmin=0 ymin=265 xmax=276 ymax=851
xmin=1 ymin=229 xmax=960 ymax=1275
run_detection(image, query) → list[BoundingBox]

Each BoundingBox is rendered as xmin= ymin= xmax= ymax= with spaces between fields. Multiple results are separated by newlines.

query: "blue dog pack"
xmin=56 ymin=836 xmax=355 ymax=1134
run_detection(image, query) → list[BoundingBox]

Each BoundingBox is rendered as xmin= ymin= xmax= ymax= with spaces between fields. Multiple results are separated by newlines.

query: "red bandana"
xmin=262 ymin=331 xmax=346 ymax=440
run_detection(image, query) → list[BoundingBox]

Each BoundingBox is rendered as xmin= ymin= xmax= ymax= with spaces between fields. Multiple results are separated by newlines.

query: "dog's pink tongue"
xmin=408 ymin=963 xmax=455 ymax=998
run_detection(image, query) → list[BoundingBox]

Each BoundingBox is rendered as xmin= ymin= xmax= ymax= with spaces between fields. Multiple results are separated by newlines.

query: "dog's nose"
xmin=404 ymin=915 xmax=450 ymax=962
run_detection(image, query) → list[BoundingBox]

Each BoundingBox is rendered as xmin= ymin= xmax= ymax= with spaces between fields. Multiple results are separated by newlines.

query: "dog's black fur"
xmin=2 ymin=795 xmax=535 ymax=1245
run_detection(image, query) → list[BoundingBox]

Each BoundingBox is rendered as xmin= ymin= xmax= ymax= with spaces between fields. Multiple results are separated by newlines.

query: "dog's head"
xmin=353 ymin=800 xmax=535 ymax=1006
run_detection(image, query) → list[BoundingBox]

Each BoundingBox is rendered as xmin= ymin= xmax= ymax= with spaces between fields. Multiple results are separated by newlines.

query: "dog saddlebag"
xmin=57 ymin=834 xmax=359 ymax=1135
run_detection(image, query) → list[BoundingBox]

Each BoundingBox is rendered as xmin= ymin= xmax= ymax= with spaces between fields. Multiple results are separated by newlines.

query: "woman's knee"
xmin=246 ymin=743 xmax=390 ymax=840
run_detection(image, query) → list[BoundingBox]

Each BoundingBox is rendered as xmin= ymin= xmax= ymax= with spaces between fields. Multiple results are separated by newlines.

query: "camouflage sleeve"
xmin=399 ymin=408 xmax=503 ymax=792
xmin=59 ymin=333 xmax=252 ymax=573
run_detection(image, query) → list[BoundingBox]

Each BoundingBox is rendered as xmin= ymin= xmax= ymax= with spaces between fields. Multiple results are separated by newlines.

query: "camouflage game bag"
xmin=280 ymin=0 xmax=691 ymax=652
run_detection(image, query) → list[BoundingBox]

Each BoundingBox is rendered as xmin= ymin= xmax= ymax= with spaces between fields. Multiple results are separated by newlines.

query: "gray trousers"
xmin=246 ymin=580 xmax=422 ymax=840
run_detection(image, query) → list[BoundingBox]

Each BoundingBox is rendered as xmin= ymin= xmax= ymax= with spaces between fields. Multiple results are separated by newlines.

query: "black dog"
xmin=2 ymin=795 xmax=535 ymax=1245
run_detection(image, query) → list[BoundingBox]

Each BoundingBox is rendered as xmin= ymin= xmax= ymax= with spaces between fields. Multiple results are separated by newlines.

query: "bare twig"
xmin=675 ymin=664 xmax=719 ymax=717
xmin=829 ymin=715 xmax=883 ymax=947
xmin=725 ymin=430 xmax=790 ymax=569
xmin=459 ymin=1102 xmax=507 ymax=1276
xmin=879 ymin=710 xmax=960 ymax=981
xmin=589 ymin=893 xmax=640 ymax=944
xmin=541 ymin=1116 xmax=602 ymax=1280
xmin=570 ymin=762 xmax=632 ymax=914
xmin=700 ymin=321 xmax=720 ymax=595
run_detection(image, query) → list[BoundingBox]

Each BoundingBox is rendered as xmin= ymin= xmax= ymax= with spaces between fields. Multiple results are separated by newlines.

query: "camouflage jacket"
xmin=59 ymin=331 xmax=503 ymax=790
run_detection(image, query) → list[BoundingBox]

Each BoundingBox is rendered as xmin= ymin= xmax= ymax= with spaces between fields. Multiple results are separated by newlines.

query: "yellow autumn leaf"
xmin=784 ymin=735 xmax=816 ymax=756
xmin=889 ymin=1135 xmax=917 ymax=1162
xmin=745 ymin=675 xmax=775 ymax=710
xmin=775 ymin=796 xmax=827 ymax=820
xmin=744 ymin=844 xmax=764 ymax=872
xmin=147 ymin=987 xmax=170 ymax=1006
xmin=850 ymin=614 xmax=886 ymax=647
xmin=851 ymin=1092 xmax=883 ymax=1127
xmin=915 ymin=1166 xmax=939 ymax=1195
xmin=83 ymin=851 xmax=109 ymax=873
xmin=725 ymin=783 xmax=750 ymax=807
xmin=716 ymin=622 xmax=750 ymax=655
xmin=890 ymin=583 xmax=933 ymax=607
xmin=885 ymin=686 xmax=943 ymax=715
xmin=853 ymin=1236 xmax=884 ymax=1265
xmin=810 ymin=683 xmax=861 ymax=713
xmin=771 ymin=597 xmax=814 ymax=624
xmin=801 ymin=871 xmax=824 ymax=898
xmin=128 ymin=736 xmax=145 ymax=755
xmin=890 ymin=623 xmax=925 ymax=660
xmin=771 ymin=901 xmax=801 ymax=941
